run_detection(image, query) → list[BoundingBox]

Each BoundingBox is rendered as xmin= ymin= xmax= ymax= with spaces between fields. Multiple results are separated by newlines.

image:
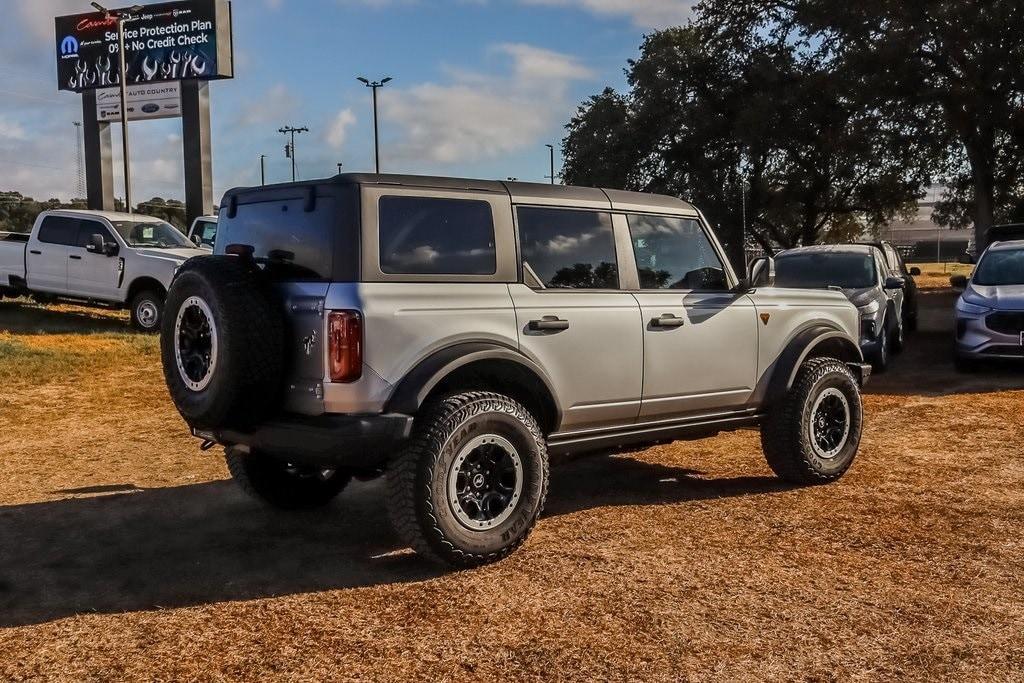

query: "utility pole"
xmin=73 ymin=121 xmax=85 ymax=199
xmin=259 ymin=154 xmax=267 ymax=186
xmin=357 ymin=76 xmax=392 ymax=174
xmin=279 ymin=125 xmax=309 ymax=182
xmin=545 ymin=144 xmax=556 ymax=185
xmin=91 ymin=2 xmax=142 ymax=213
xmin=337 ymin=162 xmax=344 ymax=175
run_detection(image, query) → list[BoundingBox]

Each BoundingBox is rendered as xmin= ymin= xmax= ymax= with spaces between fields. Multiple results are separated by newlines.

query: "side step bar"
xmin=547 ymin=413 xmax=763 ymax=457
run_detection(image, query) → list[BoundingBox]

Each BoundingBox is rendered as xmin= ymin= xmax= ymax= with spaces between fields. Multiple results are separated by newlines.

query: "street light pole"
xmin=337 ymin=162 xmax=344 ymax=175
xmin=545 ymin=144 xmax=556 ymax=185
xmin=92 ymin=2 xmax=142 ymax=213
xmin=357 ymin=77 xmax=392 ymax=174
xmin=260 ymin=154 xmax=267 ymax=186
xmin=279 ymin=125 xmax=309 ymax=182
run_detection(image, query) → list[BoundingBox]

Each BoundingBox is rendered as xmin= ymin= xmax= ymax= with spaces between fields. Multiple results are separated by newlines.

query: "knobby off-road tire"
xmin=130 ymin=289 xmax=165 ymax=333
xmin=386 ymin=392 xmax=549 ymax=568
xmin=761 ymin=357 xmax=863 ymax=485
xmin=160 ymin=256 xmax=285 ymax=430
xmin=226 ymin=448 xmax=351 ymax=510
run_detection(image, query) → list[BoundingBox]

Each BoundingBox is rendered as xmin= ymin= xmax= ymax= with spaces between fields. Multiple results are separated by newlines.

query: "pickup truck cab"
xmin=0 ymin=210 xmax=206 ymax=331
xmin=187 ymin=215 xmax=218 ymax=251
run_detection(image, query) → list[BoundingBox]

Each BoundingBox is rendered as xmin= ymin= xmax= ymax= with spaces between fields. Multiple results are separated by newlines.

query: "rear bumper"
xmin=193 ymin=413 xmax=414 ymax=470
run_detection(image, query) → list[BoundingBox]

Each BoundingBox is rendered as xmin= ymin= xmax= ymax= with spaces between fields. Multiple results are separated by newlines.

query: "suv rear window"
xmin=378 ymin=196 xmax=496 ymax=275
xmin=217 ymin=193 xmax=342 ymax=281
xmin=517 ymin=207 xmax=618 ymax=289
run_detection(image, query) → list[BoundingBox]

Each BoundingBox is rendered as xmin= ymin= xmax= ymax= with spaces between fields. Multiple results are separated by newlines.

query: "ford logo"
xmin=141 ymin=103 xmax=160 ymax=114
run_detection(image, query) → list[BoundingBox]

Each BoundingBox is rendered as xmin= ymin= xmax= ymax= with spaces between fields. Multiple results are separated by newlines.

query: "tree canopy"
xmin=563 ymin=0 xmax=1024 ymax=257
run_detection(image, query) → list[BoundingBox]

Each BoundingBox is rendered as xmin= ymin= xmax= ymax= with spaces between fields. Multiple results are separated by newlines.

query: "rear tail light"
xmin=328 ymin=311 xmax=362 ymax=383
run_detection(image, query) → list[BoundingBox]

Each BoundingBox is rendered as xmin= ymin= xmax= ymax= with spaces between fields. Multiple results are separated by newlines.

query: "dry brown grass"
xmin=908 ymin=262 xmax=975 ymax=290
xmin=1 ymin=292 xmax=1023 ymax=682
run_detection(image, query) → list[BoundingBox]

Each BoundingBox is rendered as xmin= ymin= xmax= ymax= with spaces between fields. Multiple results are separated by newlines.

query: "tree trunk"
xmin=962 ymin=126 xmax=996 ymax=256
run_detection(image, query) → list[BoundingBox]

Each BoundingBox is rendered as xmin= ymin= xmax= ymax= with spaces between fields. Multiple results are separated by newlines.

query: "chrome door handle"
xmin=652 ymin=314 xmax=685 ymax=328
xmin=529 ymin=317 xmax=570 ymax=331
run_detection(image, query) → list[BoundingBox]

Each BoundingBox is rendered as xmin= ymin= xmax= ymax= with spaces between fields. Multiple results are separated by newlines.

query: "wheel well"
xmin=805 ymin=336 xmax=861 ymax=364
xmin=424 ymin=359 xmax=559 ymax=435
xmin=125 ymin=277 xmax=166 ymax=305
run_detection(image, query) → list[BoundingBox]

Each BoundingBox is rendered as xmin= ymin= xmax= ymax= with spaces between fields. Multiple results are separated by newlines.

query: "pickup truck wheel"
xmin=160 ymin=256 xmax=284 ymax=430
xmin=130 ymin=290 xmax=164 ymax=332
xmin=761 ymin=358 xmax=863 ymax=485
xmin=386 ymin=392 xmax=549 ymax=568
xmin=871 ymin=315 xmax=891 ymax=372
xmin=225 ymin=448 xmax=351 ymax=510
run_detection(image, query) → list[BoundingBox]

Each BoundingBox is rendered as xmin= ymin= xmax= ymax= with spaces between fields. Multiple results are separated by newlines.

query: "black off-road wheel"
xmin=160 ymin=256 xmax=284 ymax=430
xmin=386 ymin=392 xmax=549 ymax=568
xmin=226 ymin=448 xmax=351 ymax=510
xmin=130 ymin=289 xmax=164 ymax=333
xmin=761 ymin=357 xmax=863 ymax=484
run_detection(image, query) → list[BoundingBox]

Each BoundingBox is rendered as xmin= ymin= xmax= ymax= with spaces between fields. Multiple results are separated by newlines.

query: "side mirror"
xmin=884 ymin=276 xmax=906 ymax=290
xmin=86 ymin=233 xmax=104 ymax=254
xmin=748 ymin=257 xmax=775 ymax=287
xmin=191 ymin=234 xmax=202 ymax=247
xmin=909 ymin=267 xmax=922 ymax=277
xmin=950 ymin=274 xmax=969 ymax=290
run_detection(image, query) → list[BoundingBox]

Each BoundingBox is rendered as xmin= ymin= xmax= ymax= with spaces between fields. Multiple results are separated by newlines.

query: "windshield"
xmin=974 ymin=248 xmax=1024 ymax=286
xmin=774 ymin=252 xmax=877 ymax=289
xmin=111 ymin=220 xmax=193 ymax=249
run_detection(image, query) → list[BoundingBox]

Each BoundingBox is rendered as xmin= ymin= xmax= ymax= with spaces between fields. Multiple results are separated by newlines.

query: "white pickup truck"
xmin=187 ymin=215 xmax=218 ymax=251
xmin=0 ymin=210 xmax=206 ymax=331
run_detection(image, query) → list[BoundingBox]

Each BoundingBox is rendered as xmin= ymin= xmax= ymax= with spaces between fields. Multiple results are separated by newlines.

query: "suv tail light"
xmin=328 ymin=311 xmax=362 ymax=383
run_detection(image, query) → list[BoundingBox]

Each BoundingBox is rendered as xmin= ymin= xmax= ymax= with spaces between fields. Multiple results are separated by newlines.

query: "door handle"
xmin=652 ymin=314 xmax=685 ymax=328
xmin=29 ymin=250 xmax=42 ymax=255
xmin=69 ymin=255 xmax=82 ymax=261
xmin=529 ymin=316 xmax=570 ymax=332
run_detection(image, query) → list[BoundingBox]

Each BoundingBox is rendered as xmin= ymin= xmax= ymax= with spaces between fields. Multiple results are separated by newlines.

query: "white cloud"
xmin=0 ymin=117 xmax=28 ymax=141
xmin=520 ymin=0 xmax=695 ymax=28
xmin=381 ymin=43 xmax=592 ymax=165
xmin=326 ymin=108 xmax=357 ymax=149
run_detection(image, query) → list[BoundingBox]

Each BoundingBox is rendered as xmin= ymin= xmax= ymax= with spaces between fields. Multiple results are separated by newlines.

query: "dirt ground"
xmin=1 ymin=288 xmax=1022 ymax=682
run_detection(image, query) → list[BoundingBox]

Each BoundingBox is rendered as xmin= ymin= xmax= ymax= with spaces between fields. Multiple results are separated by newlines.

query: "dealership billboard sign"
xmin=55 ymin=0 xmax=233 ymax=92
xmin=96 ymin=82 xmax=182 ymax=122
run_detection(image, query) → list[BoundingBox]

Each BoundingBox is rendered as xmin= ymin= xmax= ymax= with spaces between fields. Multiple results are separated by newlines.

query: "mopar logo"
xmin=60 ymin=35 xmax=79 ymax=56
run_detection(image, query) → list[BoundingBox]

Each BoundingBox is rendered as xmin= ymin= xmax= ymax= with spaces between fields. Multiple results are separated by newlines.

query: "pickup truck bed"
xmin=0 ymin=232 xmax=29 ymax=290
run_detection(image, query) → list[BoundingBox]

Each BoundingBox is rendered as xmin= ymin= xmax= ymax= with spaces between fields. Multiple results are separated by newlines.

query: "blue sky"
xmin=1 ymin=0 xmax=694 ymax=203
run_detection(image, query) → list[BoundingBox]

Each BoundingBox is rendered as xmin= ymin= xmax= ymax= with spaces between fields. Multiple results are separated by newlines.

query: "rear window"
xmin=37 ymin=217 xmax=80 ymax=246
xmin=775 ymin=252 xmax=877 ymax=289
xmin=378 ymin=196 xmax=496 ymax=275
xmin=217 ymin=192 xmax=343 ymax=281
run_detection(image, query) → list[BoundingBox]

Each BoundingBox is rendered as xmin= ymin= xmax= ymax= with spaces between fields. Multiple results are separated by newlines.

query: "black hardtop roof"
xmin=222 ymin=173 xmax=698 ymax=215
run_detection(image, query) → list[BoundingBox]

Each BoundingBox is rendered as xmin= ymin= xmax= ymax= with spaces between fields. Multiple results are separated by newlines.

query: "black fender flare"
xmin=759 ymin=325 xmax=864 ymax=406
xmin=385 ymin=341 xmax=562 ymax=426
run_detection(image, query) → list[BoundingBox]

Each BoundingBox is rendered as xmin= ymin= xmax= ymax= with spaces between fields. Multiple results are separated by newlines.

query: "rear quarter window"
xmin=378 ymin=196 xmax=497 ymax=275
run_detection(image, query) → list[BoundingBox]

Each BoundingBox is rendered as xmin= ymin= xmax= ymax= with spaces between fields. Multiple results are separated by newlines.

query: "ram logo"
xmin=60 ymin=35 xmax=79 ymax=56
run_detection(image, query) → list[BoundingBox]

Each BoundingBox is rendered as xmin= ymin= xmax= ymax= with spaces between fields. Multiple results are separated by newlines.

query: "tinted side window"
xmin=196 ymin=220 xmax=217 ymax=247
xmin=37 ymin=217 xmax=79 ymax=246
xmin=627 ymin=215 xmax=727 ymax=290
xmin=76 ymin=220 xmax=115 ymax=248
xmin=517 ymin=207 xmax=618 ymax=289
xmin=378 ymin=196 xmax=496 ymax=275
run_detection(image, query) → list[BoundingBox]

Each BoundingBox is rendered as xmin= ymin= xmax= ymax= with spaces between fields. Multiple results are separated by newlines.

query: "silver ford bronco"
xmin=160 ymin=174 xmax=870 ymax=567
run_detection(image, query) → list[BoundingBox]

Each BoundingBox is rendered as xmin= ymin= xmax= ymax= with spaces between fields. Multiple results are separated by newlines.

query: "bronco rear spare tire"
xmin=160 ymin=256 xmax=285 ymax=430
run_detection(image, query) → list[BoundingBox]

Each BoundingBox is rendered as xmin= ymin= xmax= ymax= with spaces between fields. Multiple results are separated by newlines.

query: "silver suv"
xmin=160 ymin=174 xmax=871 ymax=567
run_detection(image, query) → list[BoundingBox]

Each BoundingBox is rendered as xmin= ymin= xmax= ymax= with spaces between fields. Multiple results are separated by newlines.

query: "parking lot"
xmin=1 ymin=283 xmax=1022 ymax=681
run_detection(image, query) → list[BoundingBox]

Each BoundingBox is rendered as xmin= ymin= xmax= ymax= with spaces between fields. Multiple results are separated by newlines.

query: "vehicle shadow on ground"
xmin=0 ymin=454 xmax=788 ymax=628
xmin=0 ymin=300 xmax=134 ymax=336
